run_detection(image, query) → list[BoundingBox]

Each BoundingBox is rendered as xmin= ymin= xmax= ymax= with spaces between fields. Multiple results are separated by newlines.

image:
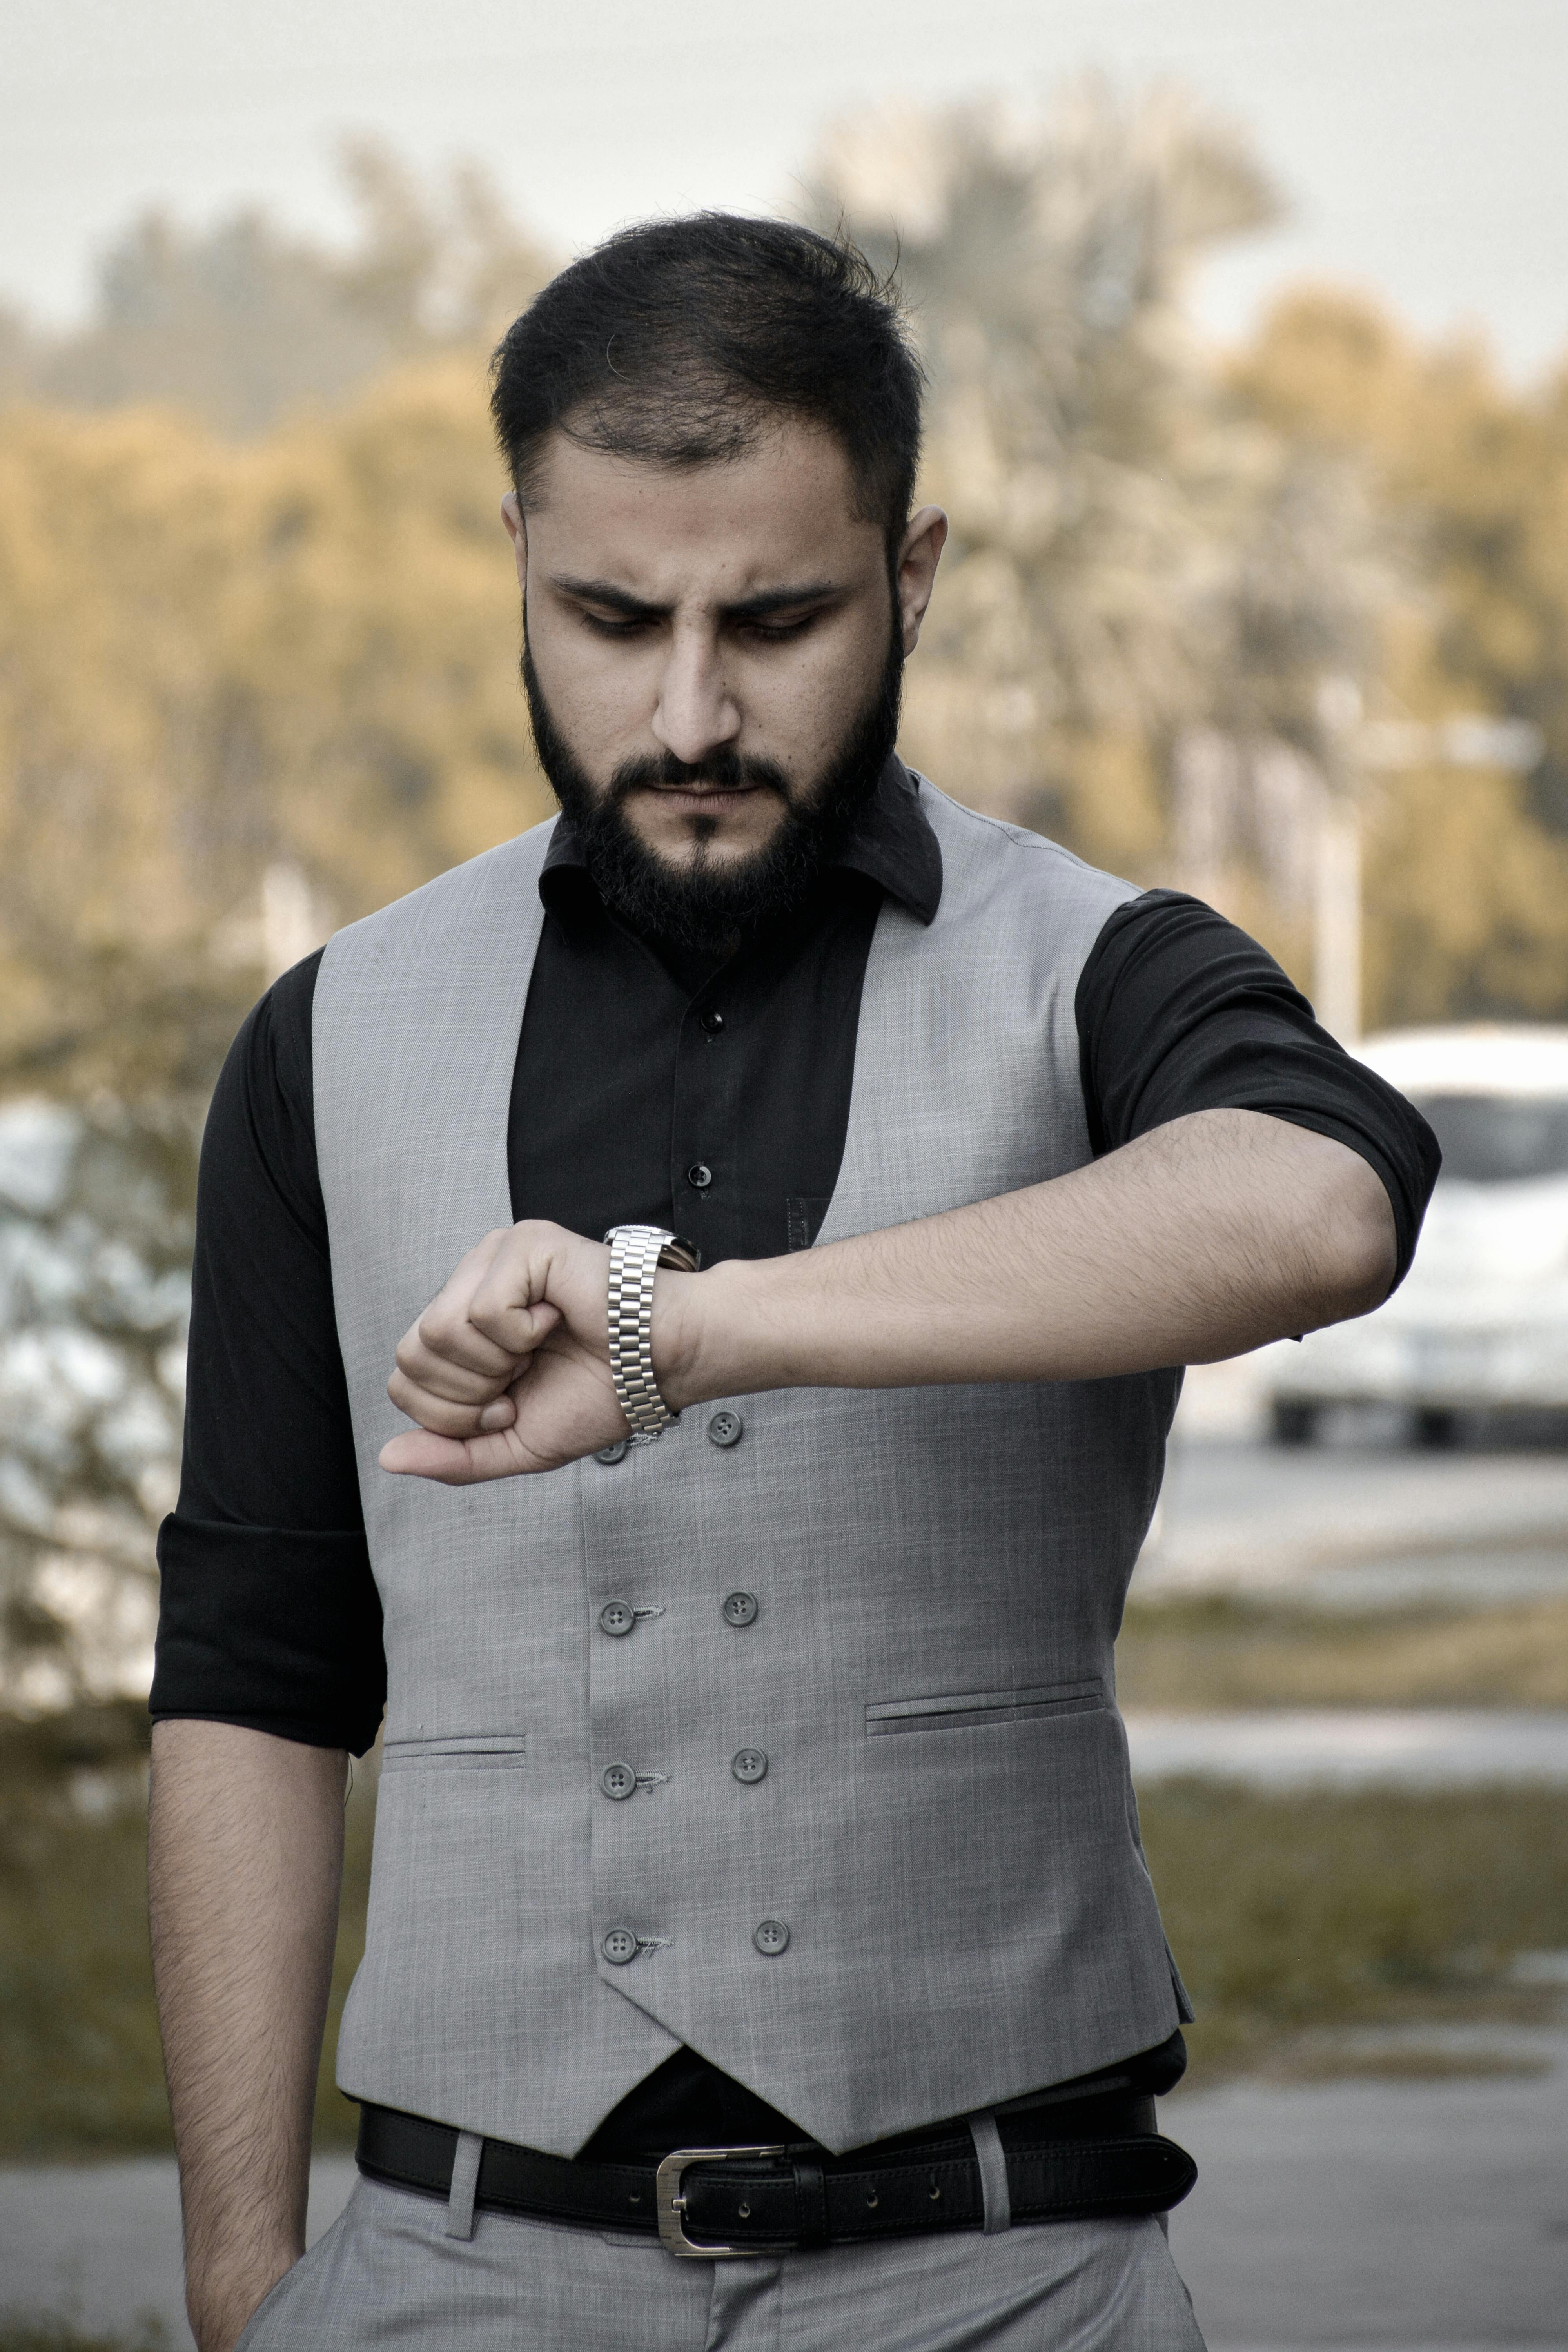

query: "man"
xmin=149 ymin=216 xmax=1437 ymax=2351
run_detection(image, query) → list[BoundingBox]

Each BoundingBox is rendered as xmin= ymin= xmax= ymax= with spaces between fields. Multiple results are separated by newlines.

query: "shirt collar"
xmin=539 ymin=755 xmax=942 ymax=927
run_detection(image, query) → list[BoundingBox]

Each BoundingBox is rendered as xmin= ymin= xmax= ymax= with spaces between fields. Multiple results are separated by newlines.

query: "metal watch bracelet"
xmin=603 ymin=1225 xmax=701 ymax=1444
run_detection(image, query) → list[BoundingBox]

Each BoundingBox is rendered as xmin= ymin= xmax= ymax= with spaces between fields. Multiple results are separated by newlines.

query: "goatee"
xmin=523 ymin=631 xmax=903 ymax=956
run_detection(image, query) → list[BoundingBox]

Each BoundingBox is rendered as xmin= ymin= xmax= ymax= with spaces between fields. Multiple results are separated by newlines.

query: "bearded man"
xmin=149 ymin=216 xmax=1437 ymax=2352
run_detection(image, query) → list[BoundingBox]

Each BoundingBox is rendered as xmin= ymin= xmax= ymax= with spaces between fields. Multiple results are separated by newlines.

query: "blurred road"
xmin=1126 ymin=1706 xmax=1568 ymax=1785
xmin=1136 ymin=1414 xmax=1568 ymax=1605
xmin=7 ymin=2033 xmax=1568 ymax=2352
xmin=1165 ymin=2019 xmax=1568 ymax=2348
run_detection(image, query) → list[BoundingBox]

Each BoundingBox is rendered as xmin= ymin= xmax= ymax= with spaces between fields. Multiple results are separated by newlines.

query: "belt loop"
xmin=790 ymin=2153 xmax=829 ymax=2247
xmin=444 ymin=2129 xmax=483 ymax=2239
xmin=968 ymin=2112 xmax=1011 ymax=2235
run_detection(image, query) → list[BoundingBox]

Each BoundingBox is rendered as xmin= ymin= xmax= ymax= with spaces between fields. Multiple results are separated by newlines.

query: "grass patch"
xmin=4 ymin=1708 xmax=1567 ymax=2151
xmin=1142 ymin=1779 xmax=1568 ymax=2084
xmin=1117 ymin=1592 xmax=1568 ymax=1709
xmin=0 ymin=1708 xmax=371 ymax=2161
xmin=0 ymin=2320 xmax=168 ymax=2351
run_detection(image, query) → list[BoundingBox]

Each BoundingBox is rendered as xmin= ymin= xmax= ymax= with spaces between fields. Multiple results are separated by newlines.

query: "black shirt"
xmin=151 ymin=761 xmax=1439 ymax=2154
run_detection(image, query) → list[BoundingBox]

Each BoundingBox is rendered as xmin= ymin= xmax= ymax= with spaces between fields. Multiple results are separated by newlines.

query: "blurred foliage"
xmin=1236 ymin=290 xmax=1568 ymax=1022
xmin=816 ymin=84 xmax=1568 ymax=1013
xmin=0 ymin=354 xmax=552 ymax=1099
xmin=812 ymin=84 xmax=1386 ymax=936
xmin=0 ymin=1707 xmax=372 ymax=2161
xmin=1118 ymin=1593 xmax=1568 ymax=1710
xmin=2 ymin=104 xmax=1568 ymax=1706
xmin=1144 ymin=1781 xmax=1568 ymax=2083
xmin=2 ymin=100 xmax=1566 ymax=1108
xmin=0 ymin=140 xmax=552 ymax=437
xmin=0 ymin=1105 xmax=191 ymax=1713
xmin=0 ymin=2321 xmax=167 ymax=2351
xmin=4 ymin=1710 xmax=1563 ymax=2156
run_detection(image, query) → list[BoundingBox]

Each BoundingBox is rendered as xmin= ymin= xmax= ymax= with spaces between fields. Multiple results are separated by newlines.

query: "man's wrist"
xmin=187 ymin=2239 xmax=301 ymax=2352
xmin=652 ymin=1259 xmax=757 ymax=1412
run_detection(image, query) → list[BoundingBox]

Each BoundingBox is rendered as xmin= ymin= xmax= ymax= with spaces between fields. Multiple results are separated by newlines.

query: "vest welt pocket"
xmin=381 ymin=1732 xmax=528 ymax=1771
xmin=865 ymin=1680 xmax=1105 ymax=1736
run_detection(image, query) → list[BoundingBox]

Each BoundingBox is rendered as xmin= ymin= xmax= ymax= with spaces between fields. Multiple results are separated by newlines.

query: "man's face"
xmin=503 ymin=421 xmax=946 ymax=927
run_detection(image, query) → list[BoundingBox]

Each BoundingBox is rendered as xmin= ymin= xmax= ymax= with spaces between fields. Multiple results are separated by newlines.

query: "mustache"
xmin=609 ymin=749 xmax=792 ymax=799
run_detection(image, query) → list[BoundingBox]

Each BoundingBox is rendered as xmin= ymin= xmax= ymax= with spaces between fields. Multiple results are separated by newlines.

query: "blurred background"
xmin=3 ymin=3 xmax=1568 ymax=2345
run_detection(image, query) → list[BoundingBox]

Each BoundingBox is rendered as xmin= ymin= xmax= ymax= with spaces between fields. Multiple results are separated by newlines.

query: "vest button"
xmin=601 ymin=1927 xmax=640 ymax=1965
xmin=731 ymin=1747 xmax=768 ymax=1784
xmin=600 ymin=1761 xmax=638 ymax=1801
xmin=598 ymin=1599 xmax=635 ymax=1637
xmin=753 ymin=1919 xmax=790 ymax=1956
xmin=595 ymin=1439 xmax=629 ymax=1465
xmin=699 ymin=1009 xmax=725 ymax=1035
xmin=707 ymin=1410 xmax=743 ymax=1448
xmin=686 ymin=1163 xmax=713 ymax=1190
xmin=722 ymin=1590 xmax=759 ymax=1628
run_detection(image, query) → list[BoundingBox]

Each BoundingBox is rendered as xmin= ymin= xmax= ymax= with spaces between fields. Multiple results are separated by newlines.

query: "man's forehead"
xmin=523 ymin=421 xmax=880 ymax=595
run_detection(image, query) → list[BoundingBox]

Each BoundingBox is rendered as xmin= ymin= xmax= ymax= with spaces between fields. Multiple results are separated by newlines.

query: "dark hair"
xmin=490 ymin=214 xmax=923 ymax=552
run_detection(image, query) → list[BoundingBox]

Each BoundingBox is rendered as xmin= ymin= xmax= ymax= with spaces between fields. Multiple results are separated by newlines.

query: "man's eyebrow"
xmin=548 ymin=575 xmax=669 ymax=619
xmin=720 ymin=581 xmax=844 ymax=621
xmin=547 ymin=574 xmax=846 ymax=622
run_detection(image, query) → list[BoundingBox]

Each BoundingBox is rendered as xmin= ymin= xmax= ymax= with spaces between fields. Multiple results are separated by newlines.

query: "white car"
xmin=1261 ymin=1024 xmax=1568 ymax=1446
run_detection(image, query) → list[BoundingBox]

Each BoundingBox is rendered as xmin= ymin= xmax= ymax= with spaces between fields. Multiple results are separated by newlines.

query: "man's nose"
xmin=651 ymin=629 xmax=741 ymax=766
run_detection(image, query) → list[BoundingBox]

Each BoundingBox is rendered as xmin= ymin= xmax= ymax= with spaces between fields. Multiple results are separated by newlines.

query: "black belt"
xmin=356 ymin=2097 xmax=1196 ymax=2258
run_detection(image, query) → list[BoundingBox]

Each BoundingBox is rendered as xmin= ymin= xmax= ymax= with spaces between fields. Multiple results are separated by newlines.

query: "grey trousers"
xmin=236 ymin=2173 xmax=1207 ymax=2350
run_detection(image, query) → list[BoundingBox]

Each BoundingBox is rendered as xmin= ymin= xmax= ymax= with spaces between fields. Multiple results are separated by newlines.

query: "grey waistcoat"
xmin=316 ymin=778 xmax=1189 ymax=2160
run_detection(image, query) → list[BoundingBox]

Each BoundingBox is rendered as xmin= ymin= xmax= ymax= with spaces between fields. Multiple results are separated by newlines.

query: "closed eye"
xmin=731 ymin=605 xmax=833 ymax=643
xmin=578 ymin=609 xmax=655 ymax=639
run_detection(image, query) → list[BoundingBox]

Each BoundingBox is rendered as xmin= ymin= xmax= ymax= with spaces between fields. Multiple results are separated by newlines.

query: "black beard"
xmin=523 ymin=630 xmax=903 ymax=956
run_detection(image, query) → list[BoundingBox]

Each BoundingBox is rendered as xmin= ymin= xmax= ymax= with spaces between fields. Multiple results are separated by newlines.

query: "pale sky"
xmin=5 ymin=0 xmax=1566 ymax=378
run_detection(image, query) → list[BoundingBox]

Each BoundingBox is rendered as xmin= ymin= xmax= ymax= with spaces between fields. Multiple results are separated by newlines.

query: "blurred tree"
xmin=18 ymin=141 xmax=553 ymax=437
xmin=1235 ymin=292 xmax=1568 ymax=1022
xmin=0 ymin=357 xmax=552 ymax=1102
xmin=0 ymin=1102 xmax=189 ymax=1714
xmin=0 ymin=347 xmax=554 ymax=1707
xmin=810 ymin=80 xmax=1388 ymax=971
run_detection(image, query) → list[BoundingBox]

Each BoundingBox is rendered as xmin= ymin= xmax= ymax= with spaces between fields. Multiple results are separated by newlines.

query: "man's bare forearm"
xmin=662 ymin=1110 xmax=1396 ymax=1406
xmin=149 ymin=1721 xmax=346 ymax=2352
xmin=377 ymin=1108 xmax=1397 ymax=1486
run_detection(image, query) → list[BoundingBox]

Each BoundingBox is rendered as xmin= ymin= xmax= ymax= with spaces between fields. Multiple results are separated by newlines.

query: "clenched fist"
xmin=380 ymin=1221 xmax=700 ymax=1484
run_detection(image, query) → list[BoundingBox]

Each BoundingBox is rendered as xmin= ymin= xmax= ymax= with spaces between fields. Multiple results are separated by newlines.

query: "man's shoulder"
xmin=908 ymin=773 xmax=1140 ymax=932
xmin=323 ymin=814 xmax=559 ymax=976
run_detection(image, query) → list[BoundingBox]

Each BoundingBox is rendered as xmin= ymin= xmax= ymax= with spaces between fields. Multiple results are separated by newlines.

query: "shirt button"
xmin=595 ymin=1440 xmax=629 ymax=1465
xmin=598 ymin=1599 xmax=636 ymax=1637
xmin=707 ymin=1410 xmax=743 ymax=1448
xmin=699 ymin=1010 xmax=725 ymax=1035
xmin=731 ymin=1747 xmax=768 ymax=1784
xmin=753 ymin=1919 xmax=790 ymax=1956
xmin=686 ymin=1163 xmax=713 ymax=1191
xmin=600 ymin=1761 xmax=639 ymax=1801
xmin=722 ymin=1590 xmax=759 ymax=1628
xmin=601 ymin=1927 xmax=640 ymax=1965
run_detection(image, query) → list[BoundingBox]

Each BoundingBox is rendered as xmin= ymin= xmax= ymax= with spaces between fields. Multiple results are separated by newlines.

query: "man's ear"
xmin=895 ymin=505 xmax=948 ymax=655
xmin=501 ymin=491 xmax=528 ymax=588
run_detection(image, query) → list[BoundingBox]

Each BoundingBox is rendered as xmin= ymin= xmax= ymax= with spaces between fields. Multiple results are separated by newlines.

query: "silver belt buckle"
xmin=654 ymin=2143 xmax=792 ymax=2258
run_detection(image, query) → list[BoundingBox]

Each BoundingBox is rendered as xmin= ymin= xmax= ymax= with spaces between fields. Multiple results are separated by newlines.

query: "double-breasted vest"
xmin=316 ymin=779 xmax=1190 ymax=2158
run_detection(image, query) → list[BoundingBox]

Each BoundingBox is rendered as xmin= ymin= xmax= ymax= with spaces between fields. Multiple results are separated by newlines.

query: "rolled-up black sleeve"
xmin=149 ymin=953 xmax=386 ymax=1755
xmin=1077 ymin=891 xmax=1441 ymax=1289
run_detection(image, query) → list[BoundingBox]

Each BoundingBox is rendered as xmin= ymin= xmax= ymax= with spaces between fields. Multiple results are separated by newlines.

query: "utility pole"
xmin=1309 ymin=681 xmax=1543 ymax=1045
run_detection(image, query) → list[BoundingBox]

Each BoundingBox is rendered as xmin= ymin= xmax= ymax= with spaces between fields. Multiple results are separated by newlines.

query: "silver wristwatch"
xmin=603 ymin=1225 xmax=702 ymax=1444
